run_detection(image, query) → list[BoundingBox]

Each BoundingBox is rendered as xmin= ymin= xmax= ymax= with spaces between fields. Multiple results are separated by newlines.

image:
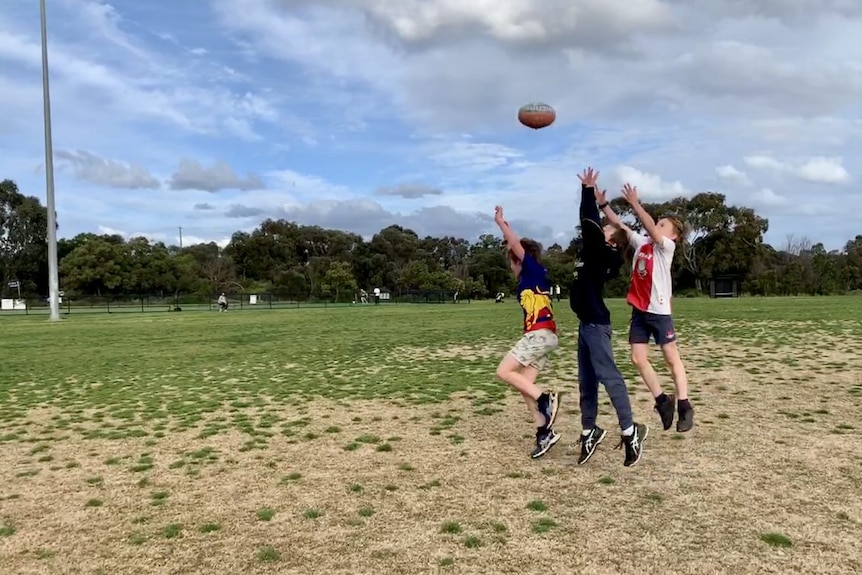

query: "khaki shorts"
xmin=509 ymin=328 xmax=559 ymax=371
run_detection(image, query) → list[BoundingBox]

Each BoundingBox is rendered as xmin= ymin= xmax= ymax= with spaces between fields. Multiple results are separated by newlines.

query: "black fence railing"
xmin=0 ymin=289 xmax=476 ymax=316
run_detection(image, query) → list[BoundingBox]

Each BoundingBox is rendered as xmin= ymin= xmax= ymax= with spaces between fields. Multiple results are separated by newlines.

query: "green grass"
xmin=257 ymin=546 xmax=280 ymax=562
xmin=759 ymin=532 xmax=793 ymax=548
xmin=441 ymin=521 xmax=462 ymax=534
xmin=1 ymin=297 xmax=861 ymax=572
xmin=532 ymin=518 xmax=557 ymax=534
xmin=0 ymin=298 xmax=860 ymax=446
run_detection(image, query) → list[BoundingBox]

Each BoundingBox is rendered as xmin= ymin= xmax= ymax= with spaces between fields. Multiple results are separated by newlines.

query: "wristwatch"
xmin=598 ymin=202 xmax=608 ymax=209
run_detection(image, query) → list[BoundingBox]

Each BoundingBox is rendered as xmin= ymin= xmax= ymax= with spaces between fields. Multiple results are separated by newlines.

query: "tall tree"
xmin=320 ymin=261 xmax=357 ymax=302
xmin=0 ymin=180 xmax=49 ymax=296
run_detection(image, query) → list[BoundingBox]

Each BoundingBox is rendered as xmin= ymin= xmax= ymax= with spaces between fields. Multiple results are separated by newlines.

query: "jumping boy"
xmin=571 ymin=168 xmax=649 ymax=467
xmin=601 ymin=184 xmax=694 ymax=432
xmin=493 ymin=205 xmax=561 ymax=459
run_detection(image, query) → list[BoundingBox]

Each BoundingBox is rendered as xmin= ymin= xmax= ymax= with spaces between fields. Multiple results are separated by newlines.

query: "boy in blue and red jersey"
xmin=494 ymin=205 xmax=561 ymax=459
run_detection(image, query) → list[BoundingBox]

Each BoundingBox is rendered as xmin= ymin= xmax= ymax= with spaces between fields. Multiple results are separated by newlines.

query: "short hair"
xmin=610 ymin=227 xmax=628 ymax=248
xmin=508 ymin=238 xmax=542 ymax=263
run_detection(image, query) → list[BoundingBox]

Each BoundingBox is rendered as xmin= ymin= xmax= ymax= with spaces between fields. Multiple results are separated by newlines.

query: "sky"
xmin=1 ymin=0 xmax=860 ymax=251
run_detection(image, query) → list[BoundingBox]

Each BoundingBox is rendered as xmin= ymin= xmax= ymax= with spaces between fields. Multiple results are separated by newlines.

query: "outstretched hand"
xmin=578 ymin=167 xmax=599 ymax=188
xmin=594 ymin=187 xmax=607 ymax=205
xmin=494 ymin=205 xmax=505 ymax=226
xmin=621 ymin=183 xmax=639 ymax=205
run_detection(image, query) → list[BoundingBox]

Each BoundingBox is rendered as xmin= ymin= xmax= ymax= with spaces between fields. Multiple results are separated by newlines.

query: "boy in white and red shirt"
xmin=601 ymin=183 xmax=694 ymax=433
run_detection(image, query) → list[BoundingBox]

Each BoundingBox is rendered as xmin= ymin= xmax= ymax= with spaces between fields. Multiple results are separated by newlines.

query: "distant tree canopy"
xmin=2 ymin=178 xmax=861 ymax=301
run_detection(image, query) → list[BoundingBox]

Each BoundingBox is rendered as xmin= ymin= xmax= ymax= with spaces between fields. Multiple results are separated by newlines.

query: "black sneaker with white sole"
xmin=655 ymin=393 xmax=676 ymax=430
xmin=616 ymin=422 xmax=649 ymax=467
xmin=577 ymin=426 xmax=607 ymax=465
xmin=537 ymin=391 xmax=559 ymax=429
xmin=530 ymin=428 xmax=560 ymax=459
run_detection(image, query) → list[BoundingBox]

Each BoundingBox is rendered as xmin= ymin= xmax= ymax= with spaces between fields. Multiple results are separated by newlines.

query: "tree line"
xmin=2 ymin=178 xmax=861 ymax=302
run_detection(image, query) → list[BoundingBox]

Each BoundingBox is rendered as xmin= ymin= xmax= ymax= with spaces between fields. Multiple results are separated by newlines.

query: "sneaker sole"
xmin=626 ymin=425 xmax=649 ymax=467
xmin=577 ymin=429 xmax=607 ymax=465
xmin=531 ymin=432 xmax=561 ymax=459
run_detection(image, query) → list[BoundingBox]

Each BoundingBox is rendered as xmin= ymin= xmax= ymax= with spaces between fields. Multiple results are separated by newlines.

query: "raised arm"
xmin=621 ymin=184 xmax=663 ymax=245
xmin=494 ymin=206 xmax=524 ymax=261
xmin=577 ymin=167 xmax=601 ymax=225
xmin=576 ymin=167 xmax=605 ymax=258
xmin=600 ymin=200 xmax=623 ymax=228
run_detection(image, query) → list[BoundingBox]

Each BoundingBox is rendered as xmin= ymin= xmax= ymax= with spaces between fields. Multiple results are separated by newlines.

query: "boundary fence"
xmin=0 ymin=289 xmax=475 ymax=316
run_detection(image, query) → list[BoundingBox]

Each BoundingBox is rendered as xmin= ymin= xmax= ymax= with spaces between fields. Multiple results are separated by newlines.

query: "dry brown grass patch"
xmin=2 ymin=337 xmax=862 ymax=574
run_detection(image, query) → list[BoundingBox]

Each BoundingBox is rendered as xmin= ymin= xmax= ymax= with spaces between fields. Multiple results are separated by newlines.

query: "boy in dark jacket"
xmin=570 ymin=167 xmax=648 ymax=467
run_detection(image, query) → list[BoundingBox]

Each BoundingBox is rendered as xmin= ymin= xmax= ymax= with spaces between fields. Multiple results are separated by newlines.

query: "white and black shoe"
xmin=617 ymin=422 xmax=649 ymax=467
xmin=577 ymin=426 xmax=607 ymax=465
xmin=530 ymin=428 xmax=560 ymax=459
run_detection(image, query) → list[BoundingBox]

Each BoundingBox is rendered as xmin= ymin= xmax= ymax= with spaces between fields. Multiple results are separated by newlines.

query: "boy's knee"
xmin=495 ymin=364 xmax=507 ymax=380
xmin=631 ymin=352 xmax=648 ymax=369
xmin=496 ymin=362 xmax=516 ymax=380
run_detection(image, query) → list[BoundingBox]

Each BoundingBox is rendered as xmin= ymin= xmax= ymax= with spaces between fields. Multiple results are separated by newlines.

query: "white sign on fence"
xmin=1 ymin=299 xmax=26 ymax=310
xmin=249 ymin=294 xmax=258 ymax=304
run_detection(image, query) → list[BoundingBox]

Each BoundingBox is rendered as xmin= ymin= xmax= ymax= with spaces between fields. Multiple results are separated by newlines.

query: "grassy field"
xmin=1 ymin=297 xmax=861 ymax=575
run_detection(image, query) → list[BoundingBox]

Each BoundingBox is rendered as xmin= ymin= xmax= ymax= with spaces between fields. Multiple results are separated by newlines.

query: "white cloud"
xmin=353 ymin=0 xmax=676 ymax=46
xmin=612 ymin=166 xmax=688 ymax=200
xmin=715 ymin=164 xmax=750 ymax=185
xmin=796 ymin=157 xmax=850 ymax=184
xmin=55 ymin=150 xmax=161 ymax=189
xmin=267 ymin=170 xmax=351 ymax=201
xmin=427 ymin=140 xmax=523 ymax=173
xmin=744 ymin=155 xmax=786 ymax=171
xmin=753 ymin=188 xmax=787 ymax=207
xmin=744 ymin=155 xmax=851 ymax=184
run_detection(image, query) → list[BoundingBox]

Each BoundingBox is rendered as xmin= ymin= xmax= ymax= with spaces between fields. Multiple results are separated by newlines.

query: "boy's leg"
xmin=496 ymin=330 xmax=560 ymax=428
xmin=496 ymin=354 xmax=548 ymax=427
xmin=519 ymin=364 xmax=561 ymax=459
xmin=516 ymin=388 xmax=540 ymax=426
xmin=653 ymin=316 xmax=694 ymax=432
xmin=577 ymin=324 xmax=605 ymax=464
xmin=588 ymin=324 xmax=634 ymax=433
xmin=587 ymin=323 xmax=649 ymax=466
xmin=578 ymin=325 xmax=600 ymax=432
xmin=629 ymin=309 xmax=675 ymax=430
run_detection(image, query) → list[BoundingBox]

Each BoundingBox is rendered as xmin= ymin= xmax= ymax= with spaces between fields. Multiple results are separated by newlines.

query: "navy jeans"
xmin=578 ymin=322 xmax=634 ymax=431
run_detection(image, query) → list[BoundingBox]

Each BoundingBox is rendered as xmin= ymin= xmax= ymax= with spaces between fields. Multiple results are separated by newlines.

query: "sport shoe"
xmin=677 ymin=405 xmax=694 ymax=432
xmin=577 ymin=426 xmax=607 ymax=465
xmin=537 ymin=391 xmax=560 ymax=429
xmin=655 ymin=393 xmax=676 ymax=430
xmin=616 ymin=422 xmax=649 ymax=467
xmin=530 ymin=428 xmax=560 ymax=459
